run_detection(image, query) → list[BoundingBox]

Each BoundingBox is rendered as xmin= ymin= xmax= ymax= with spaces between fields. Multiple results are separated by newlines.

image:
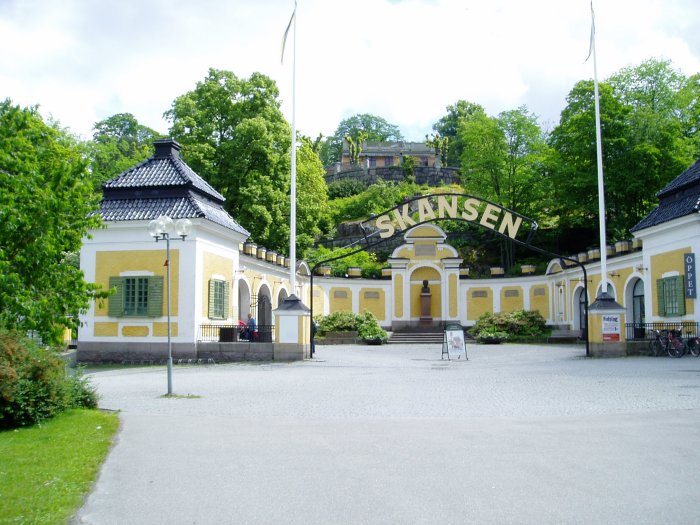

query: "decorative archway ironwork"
xmin=309 ymin=193 xmax=589 ymax=357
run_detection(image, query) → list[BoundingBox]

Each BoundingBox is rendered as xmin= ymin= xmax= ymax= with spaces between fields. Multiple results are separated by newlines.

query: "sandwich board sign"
xmin=442 ymin=323 xmax=468 ymax=360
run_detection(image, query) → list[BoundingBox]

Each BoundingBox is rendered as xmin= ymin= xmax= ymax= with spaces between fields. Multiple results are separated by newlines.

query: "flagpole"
xmin=289 ymin=5 xmax=297 ymax=294
xmin=282 ymin=2 xmax=298 ymax=295
xmin=590 ymin=1 xmax=608 ymax=296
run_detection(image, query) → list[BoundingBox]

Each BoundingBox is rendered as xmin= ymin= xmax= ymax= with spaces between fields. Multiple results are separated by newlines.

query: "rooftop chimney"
xmin=153 ymin=138 xmax=182 ymax=159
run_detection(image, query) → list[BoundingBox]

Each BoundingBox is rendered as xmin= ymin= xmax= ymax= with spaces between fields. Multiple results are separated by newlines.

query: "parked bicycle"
xmin=649 ymin=329 xmax=700 ymax=358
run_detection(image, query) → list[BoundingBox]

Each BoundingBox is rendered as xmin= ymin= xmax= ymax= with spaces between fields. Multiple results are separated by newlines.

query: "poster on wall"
xmin=602 ymin=314 xmax=621 ymax=342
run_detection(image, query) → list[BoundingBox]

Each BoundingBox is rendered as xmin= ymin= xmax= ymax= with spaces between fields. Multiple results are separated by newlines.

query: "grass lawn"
xmin=0 ymin=408 xmax=119 ymax=525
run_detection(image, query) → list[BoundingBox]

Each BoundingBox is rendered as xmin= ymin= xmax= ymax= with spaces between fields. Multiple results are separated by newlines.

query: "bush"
xmin=327 ymin=178 xmax=366 ymax=199
xmin=315 ymin=310 xmax=387 ymax=344
xmin=0 ymin=329 xmax=98 ymax=429
xmin=471 ymin=310 xmax=548 ymax=343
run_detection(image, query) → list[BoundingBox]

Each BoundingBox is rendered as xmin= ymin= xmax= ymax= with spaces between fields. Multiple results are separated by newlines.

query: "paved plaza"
xmin=74 ymin=343 xmax=700 ymax=524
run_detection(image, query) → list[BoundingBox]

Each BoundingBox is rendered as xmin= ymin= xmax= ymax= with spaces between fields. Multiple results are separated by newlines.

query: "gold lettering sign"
xmin=367 ymin=194 xmax=533 ymax=241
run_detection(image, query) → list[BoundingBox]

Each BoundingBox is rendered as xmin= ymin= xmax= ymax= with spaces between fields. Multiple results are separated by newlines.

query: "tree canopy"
xmin=0 ymin=100 xmax=106 ymax=344
xmin=165 ymin=68 xmax=328 ymax=254
xmin=87 ymin=112 xmax=160 ymax=187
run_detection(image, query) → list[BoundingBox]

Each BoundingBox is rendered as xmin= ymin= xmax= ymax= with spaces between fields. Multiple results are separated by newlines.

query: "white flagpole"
xmin=589 ymin=1 xmax=608 ymax=296
xmin=282 ymin=2 xmax=298 ymax=294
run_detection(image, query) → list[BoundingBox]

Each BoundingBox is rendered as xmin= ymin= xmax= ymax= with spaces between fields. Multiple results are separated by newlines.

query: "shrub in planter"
xmin=471 ymin=310 xmax=548 ymax=342
xmin=356 ymin=311 xmax=388 ymax=344
xmin=475 ymin=329 xmax=509 ymax=344
xmin=0 ymin=329 xmax=98 ymax=429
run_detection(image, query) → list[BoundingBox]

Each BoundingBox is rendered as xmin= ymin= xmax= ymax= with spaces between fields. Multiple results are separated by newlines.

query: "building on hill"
xmin=340 ymin=141 xmax=437 ymax=170
xmin=78 ymin=139 xmax=700 ymax=361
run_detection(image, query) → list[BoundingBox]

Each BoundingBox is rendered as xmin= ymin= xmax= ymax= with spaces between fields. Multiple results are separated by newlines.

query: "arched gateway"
xmin=309 ymin=193 xmax=589 ymax=355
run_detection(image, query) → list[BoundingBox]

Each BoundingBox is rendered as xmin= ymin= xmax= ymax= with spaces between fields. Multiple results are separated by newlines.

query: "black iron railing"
xmin=625 ymin=322 xmax=699 ymax=341
xmin=199 ymin=324 xmax=275 ymax=343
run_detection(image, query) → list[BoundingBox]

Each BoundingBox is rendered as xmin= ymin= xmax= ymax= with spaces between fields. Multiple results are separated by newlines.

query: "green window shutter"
xmin=208 ymin=280 xmax=216 ymax=319
xmin=656 ymin=279 xmax=666 ymax=316
xmin=675 ymin=275 xmax=686 ymax=316
xmin=108 ymin=277 xmax=125 ymax=317
xmin=223 ymin=281 xmax=230 ymax=319
xmin=147 ymin=276 xmax=164 ymax=317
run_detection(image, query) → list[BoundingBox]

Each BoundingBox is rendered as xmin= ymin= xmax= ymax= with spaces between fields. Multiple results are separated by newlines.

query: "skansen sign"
xmin=362 ymin=193 xmax=537 ymax=242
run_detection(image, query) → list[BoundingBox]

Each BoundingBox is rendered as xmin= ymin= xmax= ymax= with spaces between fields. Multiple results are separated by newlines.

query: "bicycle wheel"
xmin=688 ymin=338 xmax=700 ymax=357
xmin=649 ymin=339 xmax=662 ymax=357
xmin=667 ymin=337 xmax=684 ymax=358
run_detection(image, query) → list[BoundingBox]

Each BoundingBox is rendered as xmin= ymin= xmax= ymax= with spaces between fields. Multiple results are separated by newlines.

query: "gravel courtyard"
xmin=75 ymin=343 xmax=700 ymax=525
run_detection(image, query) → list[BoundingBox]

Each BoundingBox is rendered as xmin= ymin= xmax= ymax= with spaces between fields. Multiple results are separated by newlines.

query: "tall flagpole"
xmin=282 ymin=2 xmax=298 ymax=294
xmin=588 ymin=1 xmax=608 ymax=296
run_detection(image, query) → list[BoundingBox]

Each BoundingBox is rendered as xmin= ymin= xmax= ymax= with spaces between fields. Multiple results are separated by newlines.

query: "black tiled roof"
xmin=97 ymin=139 xmax=249 ymax=236
xmin=656 ymin=158 xmax=700 ymax=198
xmin=103 ymin=155 xmax=224 ymax=202
xmin=631 ymin=158 xmax=700 ymax=232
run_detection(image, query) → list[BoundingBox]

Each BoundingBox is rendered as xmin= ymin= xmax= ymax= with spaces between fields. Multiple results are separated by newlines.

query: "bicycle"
xmin=649 ymin=329 xmax=670 ymax=357
xmin=666 ymin=329 xmax=685 ymax=358
xmin=685 ymin=334 xmax=700 ymax=357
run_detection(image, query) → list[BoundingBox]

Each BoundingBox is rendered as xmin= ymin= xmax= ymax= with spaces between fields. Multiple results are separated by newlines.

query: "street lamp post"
xmin=148 ymin=215 xmax=191 ymax=395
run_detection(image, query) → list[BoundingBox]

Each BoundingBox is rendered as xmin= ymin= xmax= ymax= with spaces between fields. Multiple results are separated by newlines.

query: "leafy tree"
xmin=325 ymin=113 xmax=403 ymax=165
xmin=547 ymin=80 xmax=632 ymax=244
xmin=165 ymin=68 xmax=326 ymax=254
xmin=0 ymin=100 xmax=106 ymax=345
xmin=458 ymin=106 xmax=550 ymax=267
xmin=296 ymin=135 xmax=331 ymax=257
xmin=87 ymin=113 xmax=161 ymax=187
xmin=433 ymin=100 xmax=486 ymax=166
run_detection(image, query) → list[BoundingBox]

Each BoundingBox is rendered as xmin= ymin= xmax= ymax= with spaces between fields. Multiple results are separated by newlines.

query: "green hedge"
xmin=470 ymin=310 xmax=549 ymax=343
xmin=315 ymin=310 xmax=388 ymax=344
xmin=0 ymin=329 xmax=98 ymax=429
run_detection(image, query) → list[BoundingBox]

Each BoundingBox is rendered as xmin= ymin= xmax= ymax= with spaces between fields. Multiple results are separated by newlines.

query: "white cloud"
xmin=1 ymin=0 xmax=698 ymax=141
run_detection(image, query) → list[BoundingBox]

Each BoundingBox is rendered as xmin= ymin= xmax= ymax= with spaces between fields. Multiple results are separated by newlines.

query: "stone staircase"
xmin=388 ymin=328 xmax=446 ymax=345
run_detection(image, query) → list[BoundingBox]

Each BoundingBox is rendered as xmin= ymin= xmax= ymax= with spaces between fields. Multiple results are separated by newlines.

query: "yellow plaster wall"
xmin=122 ymin=326 xmax=149 ymax=337
xmin=500 ymin=287 xmax=524 ymax=313
xmin=94 ymin=322 xmax=118 ymax=337
xmin=410 ymin=267 xmax=442 ymax=318
xmin=202 ymin=252 xmax=234 ymax=317
xmin=153 ymin=322 xmax=178 ymax=337
xmin=529 ymin=286 xmax=550 ymax=318
xmin=467 ymin=288 xmax=493 ymax=321
xmin=311 ymin=286 xmax=325 ymax=315
xmin=95 ymin=250 xmax=180 ymax=317
xmin=651 ymin=247 xmax=694 ymax=315
xmin=359 ymin=288 xmax=386 ymax=320
xmin=394 ymin=274 xmax=404 ymax=317
xmin=329 ymin=287 xmax=352 ymax=313
xmin=449 ymin=274 xmax=458 ymax=318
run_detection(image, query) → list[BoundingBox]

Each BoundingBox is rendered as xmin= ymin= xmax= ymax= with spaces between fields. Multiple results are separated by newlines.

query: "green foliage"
xmin=315 ymin=310 xmax=387 ymax=343
xmin=0 ymin=329 xmax=98 ymax=429
xmin=306 ymin=245 xmax=383 ymax=278
xmin=401 ymin=155 xmax=417 ymax=179
xmin=0 ymin=408 xmax=118 ymax=524
xmin=355 ymin=311 xmax=388 ymax=343
xmin=432 ymin=100 xmax=486 ymax=166
xmin=315 ymin=311 xmax=358 ymax=334
xmin=87 ymin=112 xmax=161 ymax=187
xmin=330 ymin=179 xmax=420 ymax=223
xmin=166 ymin=68 xmax=327 ymax=254
xmin=0 ymin=100 xmax=108 ymax=344
xmin=327 ymin=178 xmax=366 ymax=199
xmin=471 ymin=310 xmax=548 ymax=342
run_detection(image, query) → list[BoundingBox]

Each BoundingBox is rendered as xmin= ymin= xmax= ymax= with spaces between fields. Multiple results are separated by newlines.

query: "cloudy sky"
xmin=2 ymin=0 xmax=699 ymax=142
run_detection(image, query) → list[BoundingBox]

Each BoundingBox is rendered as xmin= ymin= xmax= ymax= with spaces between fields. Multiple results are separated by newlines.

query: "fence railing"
xmin=625 ymin=322 xmax=699 ymax=341
xmin=199 ymin=324 xmax=275 ymax=343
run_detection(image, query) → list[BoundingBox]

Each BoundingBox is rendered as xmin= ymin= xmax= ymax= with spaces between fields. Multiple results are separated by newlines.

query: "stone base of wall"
xmin=273 ymin=343 xmax=308 ymax=361
xmin=77 ymin=341 xmax=307 ymax=363
xmin=77 ymin=342 xmax=196 ymax=363
xmin=589 ymin=342 xmax=627 ymax=358
xmin=197 ymin=342 xmax=273 ymax=361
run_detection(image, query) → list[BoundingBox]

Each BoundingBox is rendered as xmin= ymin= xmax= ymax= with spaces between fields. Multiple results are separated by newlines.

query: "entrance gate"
xmin=309 ymin=193 xmax=589 ymax=356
